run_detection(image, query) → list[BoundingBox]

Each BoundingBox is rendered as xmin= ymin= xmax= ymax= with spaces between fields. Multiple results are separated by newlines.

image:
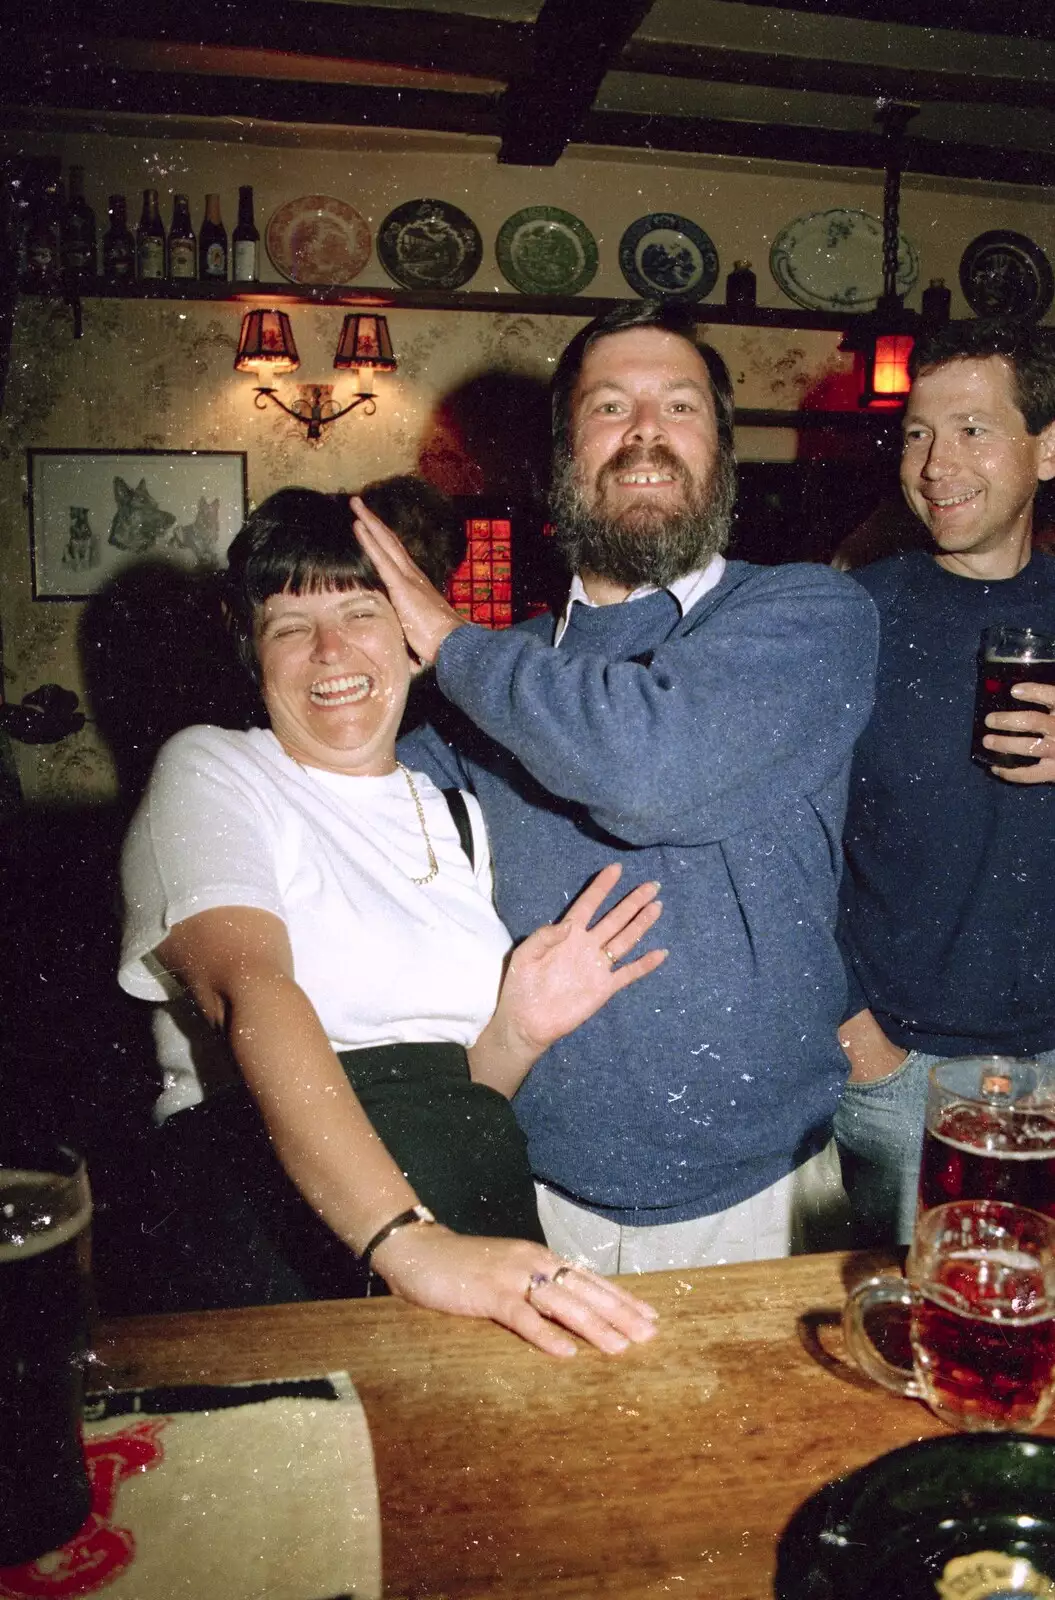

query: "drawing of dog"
xmin=108 ymin=477 xmax=177 ymax=553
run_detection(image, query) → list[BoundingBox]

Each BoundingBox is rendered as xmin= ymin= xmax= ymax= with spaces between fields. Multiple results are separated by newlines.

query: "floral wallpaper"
xmin=0 ymin=293 xmax=856 ymax=807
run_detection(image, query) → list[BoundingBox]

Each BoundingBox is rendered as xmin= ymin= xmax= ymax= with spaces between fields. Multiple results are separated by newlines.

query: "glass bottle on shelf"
xmin=24 ymin=170 xmax=63 ymax=290
xmin=726 ymin=260 xmax=757 ymax=312
xmin=232 ymin=185 xmax=259 ymax=281
xmin=168 ymin=194 xmax=196 ymax=279
xmin=199 ymin=193 xmax=228 ymax=281
xmin=102 ymin=195 xmax=135 ymax=286
xmin=136 ymin=188 xmax=166 ymax=280
xmin=61 ymin=165 xmax=96 ymax=283
xmin=921 ymin=276 xmax=952 ymax=328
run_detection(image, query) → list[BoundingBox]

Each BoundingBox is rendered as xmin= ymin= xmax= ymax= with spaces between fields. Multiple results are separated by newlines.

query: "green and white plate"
xmin=770 ymin=208 xmax=918 ymax=313
xmin=495 ymin=206 xmax=598 ymax=296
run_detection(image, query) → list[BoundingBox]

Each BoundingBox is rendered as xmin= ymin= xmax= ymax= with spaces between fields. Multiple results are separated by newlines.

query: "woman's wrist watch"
xmin=361 ymin=1204 xmax=436 ymax=1270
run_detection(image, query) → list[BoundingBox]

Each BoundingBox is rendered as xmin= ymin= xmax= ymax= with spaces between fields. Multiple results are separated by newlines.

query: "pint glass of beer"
xmin=843 ymin=1199 xmax=1055 ymax=1432
xmin=919 ymin=1056 xmax=1055 ymax=1221
xmin=971 ymin=624 xmax=1055 ymax=767
xmin=0 ymin=1137 xmax=94 ymax=1566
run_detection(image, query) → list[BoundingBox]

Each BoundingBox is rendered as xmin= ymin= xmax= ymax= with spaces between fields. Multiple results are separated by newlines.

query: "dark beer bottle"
xmin=199 ymin=193 xmax=228 ymax=281
xmin=24 ymin=171 xmax=62 ymax=289
xmin=136 ymin=188 xmax=166 ymax=280
xmin=61 ymin=165 xmax=97 ymax=283
xmin=232 ymin=185 xmax=259 ymax=281
xmin=168 ymin=194 xmax=196 ymax=280
xmin=102 ymin=195 xmax=135 ymax=286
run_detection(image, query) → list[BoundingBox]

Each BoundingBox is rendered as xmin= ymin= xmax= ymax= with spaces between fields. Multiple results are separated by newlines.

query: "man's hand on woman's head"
xmin=351 ymin=495 xmax=465 ymax=667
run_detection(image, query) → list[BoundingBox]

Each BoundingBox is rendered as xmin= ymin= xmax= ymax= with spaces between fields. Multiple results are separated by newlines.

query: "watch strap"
xmin=360 ymin=1204 xmax=436 ymax=1270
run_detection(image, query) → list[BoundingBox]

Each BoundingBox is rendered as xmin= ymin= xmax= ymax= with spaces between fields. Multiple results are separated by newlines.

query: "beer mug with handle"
xmin=843 ymin=1199 xmax=1055 ymax=1433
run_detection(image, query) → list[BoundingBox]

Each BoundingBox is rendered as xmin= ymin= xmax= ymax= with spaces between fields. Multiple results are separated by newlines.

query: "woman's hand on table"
xmin=371 ymin=1224 xmax=659 ymax=1358
xmin=470 ymin=863 xmax=667 ymax=1096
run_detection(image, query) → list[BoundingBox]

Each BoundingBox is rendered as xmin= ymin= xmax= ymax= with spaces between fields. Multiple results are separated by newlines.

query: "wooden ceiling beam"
xmin=498 ymin=0 xmax=656 ymax=166
xmin=581 ymin=108 xmax=1055 ymax=186
xmin=699 ymin=0 xmax=1055 ymax=44
xmin=0 ymin=3 xmax=526 ymax=82
xmin=0 ymin=62 xmax=501 ymax=138
xmin=620 ymin=38 xmax=1053 ymax=112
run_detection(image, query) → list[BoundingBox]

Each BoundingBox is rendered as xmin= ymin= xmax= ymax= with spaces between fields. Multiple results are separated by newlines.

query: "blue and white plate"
xmin=618 ymin=213 xmax=718 ymax=302
xmin=770 ymin=208 xmax=918 ymax=313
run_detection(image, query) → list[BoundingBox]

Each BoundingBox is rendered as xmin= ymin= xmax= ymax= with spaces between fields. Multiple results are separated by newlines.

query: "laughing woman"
xmin=118 ymin=489 xmax=665 ymax=1355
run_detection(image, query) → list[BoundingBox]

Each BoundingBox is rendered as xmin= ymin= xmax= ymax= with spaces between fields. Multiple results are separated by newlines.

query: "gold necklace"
xmin=397 ymin=762 xmax=439 ymax=885
xmin=282 ymin=744 xmax=439 ymax=886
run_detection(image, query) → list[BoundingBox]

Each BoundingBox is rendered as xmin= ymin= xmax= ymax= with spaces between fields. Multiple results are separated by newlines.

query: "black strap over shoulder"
xmin=442 ymin=787 xmax=475 ymax=871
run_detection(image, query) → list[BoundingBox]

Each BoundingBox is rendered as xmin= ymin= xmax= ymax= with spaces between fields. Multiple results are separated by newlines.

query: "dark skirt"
xmin=136 ymin=1042 xmax=543 ymax=1313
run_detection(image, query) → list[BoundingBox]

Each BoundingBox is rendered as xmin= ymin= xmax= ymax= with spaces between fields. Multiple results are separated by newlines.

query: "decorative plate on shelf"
xmin=959 ymin=229 xmax=1054 ymax=320
xmin=618 ymin=213 xmax=719 ymax=302
xmin=495 ymin=206 xmax=598 ymax=296
xmin=265 ymin=195 xmax=372 ymax=284
xmin=770 ymin=208 xmax=919 ymax=313
xmin=376 ymin=198 xmax=483 ymax=291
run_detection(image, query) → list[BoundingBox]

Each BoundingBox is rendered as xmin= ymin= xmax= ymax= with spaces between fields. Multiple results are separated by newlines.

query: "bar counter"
xmin=97 ymin=1249 xmax=1046 ymax=1599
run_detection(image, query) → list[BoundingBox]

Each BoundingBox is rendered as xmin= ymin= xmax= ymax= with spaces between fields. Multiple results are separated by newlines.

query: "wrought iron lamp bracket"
xmin=253 ymin=383 xmax=377 ymax=441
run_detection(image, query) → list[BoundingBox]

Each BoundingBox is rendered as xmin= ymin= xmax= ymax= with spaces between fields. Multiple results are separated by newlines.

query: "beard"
xmin=549 ymin=441 xmax=737 ymax=590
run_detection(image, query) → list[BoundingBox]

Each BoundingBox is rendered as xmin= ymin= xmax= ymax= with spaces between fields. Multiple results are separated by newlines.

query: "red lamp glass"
xmin=868 ymin=333 xmax=914 ymax=406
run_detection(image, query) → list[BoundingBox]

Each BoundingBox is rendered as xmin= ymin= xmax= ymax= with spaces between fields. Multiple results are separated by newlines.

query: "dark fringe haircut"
xmin=224 ymin=487 xmax=386 ymax=681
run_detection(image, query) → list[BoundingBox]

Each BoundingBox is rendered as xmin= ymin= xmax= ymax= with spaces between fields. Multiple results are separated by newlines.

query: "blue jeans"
xmin=834 ymin=1047 xmax=1055 ymax=1248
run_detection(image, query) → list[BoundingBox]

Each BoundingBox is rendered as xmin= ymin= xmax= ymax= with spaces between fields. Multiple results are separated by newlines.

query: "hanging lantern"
xmin=840 ymin=100 xmax=921 ymax=412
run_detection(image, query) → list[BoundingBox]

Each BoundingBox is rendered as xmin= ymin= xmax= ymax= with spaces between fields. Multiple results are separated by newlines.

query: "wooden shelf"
xmin=27 ymin=278 xmax=857 ymax=332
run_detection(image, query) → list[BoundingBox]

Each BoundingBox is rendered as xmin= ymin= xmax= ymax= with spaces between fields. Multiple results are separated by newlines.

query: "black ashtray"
xmin=776 ymin=1434 xmax=1055 ymax=1598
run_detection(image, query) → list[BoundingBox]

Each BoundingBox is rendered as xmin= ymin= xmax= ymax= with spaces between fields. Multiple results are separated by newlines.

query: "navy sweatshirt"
xmin=841 ymin=550 xmax=1055 ymax=1056
xmin=401 ymin=560 xmax=878 ymax=1222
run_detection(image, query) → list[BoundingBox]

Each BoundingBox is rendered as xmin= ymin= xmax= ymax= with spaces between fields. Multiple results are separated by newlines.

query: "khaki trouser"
xmin=535 ymin=1140 xmax=851 ymax=1275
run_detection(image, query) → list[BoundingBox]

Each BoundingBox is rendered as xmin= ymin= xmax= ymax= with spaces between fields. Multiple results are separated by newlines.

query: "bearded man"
xmin=358 ymin=300 xmax=878 ymax=1273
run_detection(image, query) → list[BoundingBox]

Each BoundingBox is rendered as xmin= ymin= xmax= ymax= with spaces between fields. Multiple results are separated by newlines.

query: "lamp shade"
xmin=234 ymin=309 xmax=300 ymax=374
xmin=333 ymin=313 xmax=397 ymax=372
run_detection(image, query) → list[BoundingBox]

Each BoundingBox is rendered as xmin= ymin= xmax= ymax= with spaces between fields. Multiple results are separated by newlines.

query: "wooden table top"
xmin=96 ymin=1248 xmax=1047 ymax=1600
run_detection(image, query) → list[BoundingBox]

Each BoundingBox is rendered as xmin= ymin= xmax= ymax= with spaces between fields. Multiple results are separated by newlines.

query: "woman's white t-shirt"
xmin=119 ymin=725 xmax=512 ymax=1120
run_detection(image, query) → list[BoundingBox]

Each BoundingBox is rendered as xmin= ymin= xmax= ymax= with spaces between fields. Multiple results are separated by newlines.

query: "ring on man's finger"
xmin=602 ymin=945 xmax=617 ymax=968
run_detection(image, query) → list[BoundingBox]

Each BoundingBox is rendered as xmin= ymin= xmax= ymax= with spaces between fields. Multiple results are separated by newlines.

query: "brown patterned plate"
xmin=265 ymin=195 xmax=372 ymax=285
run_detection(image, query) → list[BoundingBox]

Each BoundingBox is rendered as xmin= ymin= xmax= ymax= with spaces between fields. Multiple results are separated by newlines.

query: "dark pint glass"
xmin=0 ymin=1138 xmax=93 ymax=1566
xmin=971 ymin=624 xmax=1055 ymax=768
xmin=918 ymin=1057 xmax=1055 ymax=1222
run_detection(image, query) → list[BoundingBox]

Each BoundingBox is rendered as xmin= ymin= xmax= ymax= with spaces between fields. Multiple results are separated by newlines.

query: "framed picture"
xmin=27 ymin=449 xmax=248 ymax=601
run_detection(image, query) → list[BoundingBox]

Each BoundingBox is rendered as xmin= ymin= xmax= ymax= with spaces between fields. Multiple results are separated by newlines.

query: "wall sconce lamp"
xmin=235 ymin=310 xmax=397 ymax=441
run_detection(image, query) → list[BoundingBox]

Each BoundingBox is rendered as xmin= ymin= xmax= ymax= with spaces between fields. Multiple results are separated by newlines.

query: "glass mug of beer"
xmin=919 ymin=1057 xmax=1055 ymax=1221
xmin=971 ymin=624 xmax=1055 ymax=768
xmin=843 ymin=1199 xmax=1055 ymax=1432
xmin=0 ymin=1136 xmax=94 ymax=1566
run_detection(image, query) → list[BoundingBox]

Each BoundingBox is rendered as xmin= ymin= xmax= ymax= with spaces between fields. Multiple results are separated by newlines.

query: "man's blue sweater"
xmin=400 ymin=560 xmax=878 ymax=1222
xmin=841 ymin=549 xmax=1055 ymax=1056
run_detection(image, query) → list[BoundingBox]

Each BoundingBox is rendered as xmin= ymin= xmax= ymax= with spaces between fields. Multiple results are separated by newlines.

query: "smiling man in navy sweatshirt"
xmin=358 ymin=300 xmax=878 ymax=1274
xmin=836 ymin=318 xmax=1055 ymax=1246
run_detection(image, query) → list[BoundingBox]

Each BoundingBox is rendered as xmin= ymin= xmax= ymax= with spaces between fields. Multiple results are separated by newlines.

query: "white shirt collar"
xmin=553 ymin=555 xmax=726 ymax=645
